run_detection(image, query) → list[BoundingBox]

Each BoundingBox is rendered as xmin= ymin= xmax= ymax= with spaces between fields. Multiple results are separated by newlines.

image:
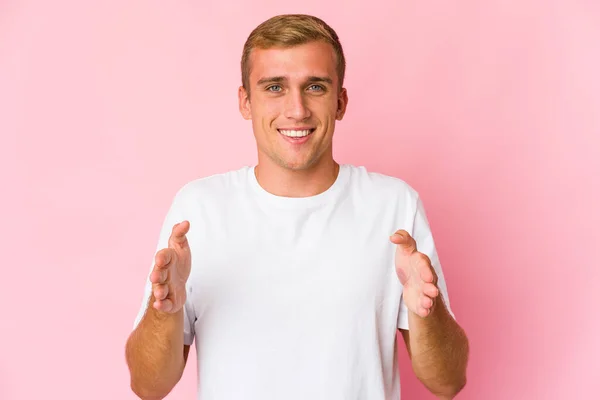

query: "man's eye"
xmin=267 ymin=85 xmax=282 ymax=92
xmin=308 ymin=85 xmax=324 ymax=91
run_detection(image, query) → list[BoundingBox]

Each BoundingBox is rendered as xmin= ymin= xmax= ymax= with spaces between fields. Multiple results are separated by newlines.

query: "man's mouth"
xmin=277 ymin=129 xmax=315 ymax=138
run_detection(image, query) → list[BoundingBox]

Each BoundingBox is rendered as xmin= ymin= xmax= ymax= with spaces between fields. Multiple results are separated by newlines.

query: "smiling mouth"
xmin=277 ymin=129 xmax=315 ymax=138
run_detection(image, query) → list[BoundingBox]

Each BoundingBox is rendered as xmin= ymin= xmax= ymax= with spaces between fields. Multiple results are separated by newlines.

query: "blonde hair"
xmin=241 ymin=14 xmax=346 ymax=94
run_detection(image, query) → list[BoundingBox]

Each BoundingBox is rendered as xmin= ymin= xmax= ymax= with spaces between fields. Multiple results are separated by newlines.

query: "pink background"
xmin=1 ymin=1 xmax=599 ymax=399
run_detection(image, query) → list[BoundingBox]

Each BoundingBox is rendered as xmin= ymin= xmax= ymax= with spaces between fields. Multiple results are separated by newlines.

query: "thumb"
xmin=169 ymin=220 xmax=191 ymax=246
xmin=390 ymin=230 xmax=417 ymax=254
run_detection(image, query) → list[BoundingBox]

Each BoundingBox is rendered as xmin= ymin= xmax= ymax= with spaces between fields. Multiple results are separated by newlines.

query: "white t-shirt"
xmin=133 ymin=164 xmax=454 ymax=400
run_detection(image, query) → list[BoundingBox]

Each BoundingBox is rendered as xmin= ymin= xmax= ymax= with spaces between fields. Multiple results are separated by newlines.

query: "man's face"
xmin=239 ymin=41 xmax=348 ymax=171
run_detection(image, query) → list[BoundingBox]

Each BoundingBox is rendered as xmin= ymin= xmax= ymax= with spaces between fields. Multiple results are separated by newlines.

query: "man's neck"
xmin=254 ymin=159 xmax=340 ymax=198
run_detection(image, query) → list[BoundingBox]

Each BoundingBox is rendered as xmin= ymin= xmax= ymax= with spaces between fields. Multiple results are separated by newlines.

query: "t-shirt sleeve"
xmin=397 ymin=195 xmax=455 ymax=330
xmin=132 ymin=191 xmax=196 ymax=346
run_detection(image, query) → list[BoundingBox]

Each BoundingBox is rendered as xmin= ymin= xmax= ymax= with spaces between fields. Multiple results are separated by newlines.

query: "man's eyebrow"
xmin=257 ymin=76 xmax=286 ymax=86
xmin=256 ymin=76 xmax=334 ymax=86
xmin=306 ymin=76 xmax=333 ymax=85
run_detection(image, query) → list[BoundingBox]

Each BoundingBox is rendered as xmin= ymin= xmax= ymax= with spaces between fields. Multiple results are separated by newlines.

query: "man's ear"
xmin=336 ymin=87 xmax=348 ymax=120
xmin=238 ymin=86 xmax=252 ymax=120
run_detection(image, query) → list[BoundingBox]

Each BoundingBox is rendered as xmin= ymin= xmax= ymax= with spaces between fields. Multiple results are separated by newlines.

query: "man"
xmin=125 ymin=14 xmax=469 ymax=400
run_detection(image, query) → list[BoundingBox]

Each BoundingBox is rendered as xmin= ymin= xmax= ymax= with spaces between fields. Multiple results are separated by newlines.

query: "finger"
xmin=423 ymin=283 xmax=439 ymax=298
xmin=420 ymin=263 xmax=439 ymax=286
xmin=170 ymin=221 xmax=190 ymax=246
xmin=153 ymin=298 xmax=174 ymax=313
xmin=390 ymin=230 xmax=417 ymax=254
xmin=418 ymin=260 xmax=434 ymax=283
xmin=418 ymin=307 xmax=431 ymax=318
xmin=154 ymin=248 xmax=173 ymax=270
xmin=421 ymin=295 xmax=433 ymax=309
xmin=153 ymin=283 xmax=169 ymax=301
xmin=150 ymin=267 xmax=168 ymax=284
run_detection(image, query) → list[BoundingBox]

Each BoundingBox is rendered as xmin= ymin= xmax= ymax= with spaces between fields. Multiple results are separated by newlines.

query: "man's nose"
xmin=283 ymin=90 xmax=311 ymax=121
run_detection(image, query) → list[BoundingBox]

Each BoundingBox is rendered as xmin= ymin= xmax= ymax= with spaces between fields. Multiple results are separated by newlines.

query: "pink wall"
xmin=2 ymin=1 xmax=598 ymax=399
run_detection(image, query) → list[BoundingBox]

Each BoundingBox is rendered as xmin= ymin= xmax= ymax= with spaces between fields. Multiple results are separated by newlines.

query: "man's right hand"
xmin=149 ymin=220 xmax=192 ymax=313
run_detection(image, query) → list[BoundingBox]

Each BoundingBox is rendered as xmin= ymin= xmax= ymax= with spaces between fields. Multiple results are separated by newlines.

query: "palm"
xmin=166 ymin=230 xmax=191 ymax=308
xmin=150 ymin=221 xmax=192 ymax=313
xmin=391 ymin=231 xmax=439 ymax=318
xmin=169 ymin=253 xmax=190 ymax=291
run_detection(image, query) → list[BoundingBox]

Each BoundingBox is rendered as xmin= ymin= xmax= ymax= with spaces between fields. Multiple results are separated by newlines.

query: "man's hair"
xmin=241 ymin=14 xmax=346 ymax=94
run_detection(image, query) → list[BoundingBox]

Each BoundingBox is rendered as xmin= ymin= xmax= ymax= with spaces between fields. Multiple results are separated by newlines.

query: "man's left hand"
xmin=390 ymin=230 xmax=440 ymax=318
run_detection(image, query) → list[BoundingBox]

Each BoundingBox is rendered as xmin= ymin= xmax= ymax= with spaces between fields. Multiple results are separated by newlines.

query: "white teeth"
xmin=279 ymin=129 xmax=312 ymax=137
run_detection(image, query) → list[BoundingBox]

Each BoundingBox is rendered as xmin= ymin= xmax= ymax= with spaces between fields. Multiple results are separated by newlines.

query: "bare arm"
xmin=126 ymin=295 xmax=190 ymax=400
xmin=391 ymin=229 xmax=469 ymax=399
xmin=126 ymin=221 xmax=193 ymax=400
xmin=400 ymin=296 xmax=469 ymax=399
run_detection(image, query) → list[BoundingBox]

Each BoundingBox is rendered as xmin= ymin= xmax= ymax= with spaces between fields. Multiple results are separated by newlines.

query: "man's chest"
xmin=185 ymin=208 xmax=402 ymax=325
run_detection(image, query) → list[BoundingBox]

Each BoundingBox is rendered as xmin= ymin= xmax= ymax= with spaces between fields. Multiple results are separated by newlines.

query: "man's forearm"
xmin=125 ymin=295 xmax=186 ymax=400
xmin=406 ymin=295 xmax=469 ymax=399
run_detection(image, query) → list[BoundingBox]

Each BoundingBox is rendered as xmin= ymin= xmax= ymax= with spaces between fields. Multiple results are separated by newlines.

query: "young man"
xmin=126 ymin=14 xmax=469 ymax=400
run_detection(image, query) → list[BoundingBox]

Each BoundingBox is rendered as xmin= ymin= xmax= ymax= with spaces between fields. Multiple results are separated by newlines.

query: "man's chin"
xmin=273 ymin=157 xmax=316 ymax=171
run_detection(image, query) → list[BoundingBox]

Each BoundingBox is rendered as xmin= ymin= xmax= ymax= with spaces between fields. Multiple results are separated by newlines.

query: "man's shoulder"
xmin=345 ymin=164 xmax=419 ymax=199
xmin=173 ymin=165 xmax=251 ymax=203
